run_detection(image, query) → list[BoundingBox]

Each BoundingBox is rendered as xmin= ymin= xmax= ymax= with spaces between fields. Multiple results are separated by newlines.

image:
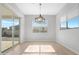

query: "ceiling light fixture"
xmin=35 ymin=3 xmax=45 ymax=23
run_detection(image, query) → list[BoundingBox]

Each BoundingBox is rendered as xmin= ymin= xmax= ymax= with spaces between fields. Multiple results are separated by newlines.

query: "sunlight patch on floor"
xmin=24 ymin=45 xmax=56 ymax=53
xmin=40 ymin=45 xmax=55 ymax=52
xmin=24 ymin=45 xmax=39 ymax=52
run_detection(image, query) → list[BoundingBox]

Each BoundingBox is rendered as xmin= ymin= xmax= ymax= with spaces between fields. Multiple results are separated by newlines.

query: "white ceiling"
xmin=15 ymin=3 xmax=66 ymax=15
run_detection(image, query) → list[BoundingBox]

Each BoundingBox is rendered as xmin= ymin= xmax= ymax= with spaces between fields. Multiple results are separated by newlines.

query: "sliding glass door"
xmin=0 ymin=17 xmax=20 ymax=53
xmin=1 ymin=19 xmax=13 ymax=52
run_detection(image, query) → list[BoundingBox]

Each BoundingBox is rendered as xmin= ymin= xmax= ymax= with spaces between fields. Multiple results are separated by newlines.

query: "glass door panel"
xmin=14 ymin=19 xmax=20 ymax=45
xmin=1 ymin=19 xmax=13 ymax=52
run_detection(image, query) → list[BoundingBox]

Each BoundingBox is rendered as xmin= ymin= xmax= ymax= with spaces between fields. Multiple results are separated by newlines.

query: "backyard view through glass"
xmin=14 ymin=19 xmax=20 ymax=45
xmin=32 ymin=19 xmax=48 ymax=33
xmin=60 ymin=16 xmax=79 ymax=29
xmin=2 ymin=19 xmax=13 ymax=52
xmin=1 ymin=18 xmax=20 ymax=52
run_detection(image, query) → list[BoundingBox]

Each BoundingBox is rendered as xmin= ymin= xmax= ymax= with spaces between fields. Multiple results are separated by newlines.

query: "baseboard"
xmin=25 ymin=40 xmax=56 ymax=42
xmin=22 ymin=40 xmax=56 ymax=45
xmin=57 ymin=40 xmax=79 ymax=55
xmin=23 ymin=38 xmax=56 ymax=42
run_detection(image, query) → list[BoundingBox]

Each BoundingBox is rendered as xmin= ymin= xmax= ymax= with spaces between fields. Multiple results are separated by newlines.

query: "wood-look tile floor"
xmin=4 ymin=41 xmax=77 ymax=55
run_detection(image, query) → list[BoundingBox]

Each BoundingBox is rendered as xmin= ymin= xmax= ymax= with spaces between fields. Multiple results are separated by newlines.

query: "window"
xmin=32 ymin=20 xmax=48 ymax=33
xmin=60 ymin=16 xmax=67 ymax=29
xmin=60 ymin=20 xmax=67 ymax=29
xmin=60 ymin=16 xmax=79 ymax=30
xmin=68 ymin=16 xmax=79 ymax=28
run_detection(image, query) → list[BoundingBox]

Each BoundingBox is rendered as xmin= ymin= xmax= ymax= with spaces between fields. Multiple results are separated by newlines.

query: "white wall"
xmin=24 ymin=15 xmax=56 ymax=42
xmin=56 ymin=3 xmax=79 ymax=54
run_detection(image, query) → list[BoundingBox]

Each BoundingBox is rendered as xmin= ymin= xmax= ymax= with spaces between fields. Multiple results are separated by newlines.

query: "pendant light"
xmin=35 ymin=3 xmax=45 ymax=23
